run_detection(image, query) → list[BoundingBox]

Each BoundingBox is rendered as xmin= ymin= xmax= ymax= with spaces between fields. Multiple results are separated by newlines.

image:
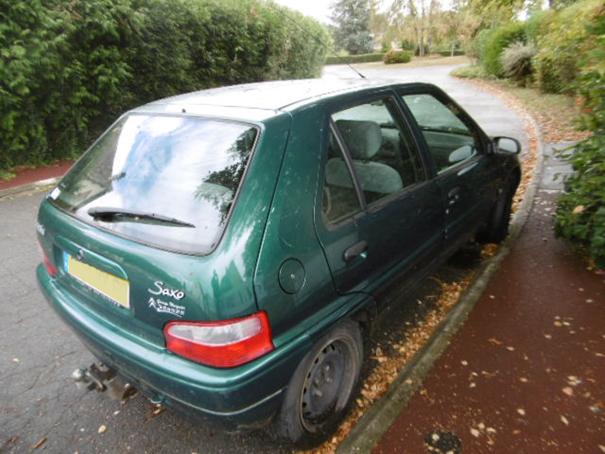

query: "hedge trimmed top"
xmin=0 ymin=0 xmax=330 ymax=172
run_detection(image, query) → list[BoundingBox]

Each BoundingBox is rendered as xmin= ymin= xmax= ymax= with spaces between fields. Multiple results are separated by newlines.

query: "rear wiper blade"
xmin=87 ymin=207 xmax=195 ymax=228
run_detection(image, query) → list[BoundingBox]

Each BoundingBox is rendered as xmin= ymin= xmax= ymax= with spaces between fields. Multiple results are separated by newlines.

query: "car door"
xmin=398 ymin=88 xmax=495 ymax=250
xmin=314 ymin=92 xmax=443 ymax=295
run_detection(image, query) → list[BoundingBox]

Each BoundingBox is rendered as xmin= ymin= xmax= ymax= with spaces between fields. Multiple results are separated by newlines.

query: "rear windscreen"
xmin=50 ymin=114 xmax=258 ymax=254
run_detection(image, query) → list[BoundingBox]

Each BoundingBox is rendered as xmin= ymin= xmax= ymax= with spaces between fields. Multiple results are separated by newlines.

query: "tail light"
xmin=38 ymin=240 xmax=58 ymax=277
xmin=164 ymin=311 xmax=274 ymax=368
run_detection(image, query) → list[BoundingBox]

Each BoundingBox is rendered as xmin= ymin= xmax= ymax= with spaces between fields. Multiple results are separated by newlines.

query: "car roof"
xmin=134 ymin=79 xmax=410 ymax=122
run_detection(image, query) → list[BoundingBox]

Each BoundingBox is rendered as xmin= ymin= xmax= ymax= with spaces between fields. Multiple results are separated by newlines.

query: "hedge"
xmin=436 ymin=50 xmax=466 ymax=57
xmin=325 ymin=53 xmax=384 ymax=65
xmin=534 ymin=0 xmax=604 ymax=93
xmin=554 ymin=5 xmax=605 ymax=267
xmin=480 ymin=22 xmax=526 ymax=77
xmin=383 ymin=50 xmax=412 ymax=64
xmin=0 ymin=0 xmax=329 ymax=172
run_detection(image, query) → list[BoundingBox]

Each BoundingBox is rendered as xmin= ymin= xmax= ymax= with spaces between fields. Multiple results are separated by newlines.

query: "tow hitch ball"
xmin=72 ymin=363 xmax=136 ymax=400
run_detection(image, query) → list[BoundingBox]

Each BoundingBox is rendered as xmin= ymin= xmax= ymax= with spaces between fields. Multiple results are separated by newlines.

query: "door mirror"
xmin=493 ymin=136 xmax=521 ymax=154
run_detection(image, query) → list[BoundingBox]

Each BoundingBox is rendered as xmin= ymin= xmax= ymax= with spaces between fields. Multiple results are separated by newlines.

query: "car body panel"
xmin=36 ymin=79 xmax=521 ymax=430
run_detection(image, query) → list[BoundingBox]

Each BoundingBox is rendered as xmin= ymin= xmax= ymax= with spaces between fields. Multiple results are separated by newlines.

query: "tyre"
xmin=275 ymin=319 xmax=363 ymax=446
xmin=477 ymin=179 xmax=516 ymax=244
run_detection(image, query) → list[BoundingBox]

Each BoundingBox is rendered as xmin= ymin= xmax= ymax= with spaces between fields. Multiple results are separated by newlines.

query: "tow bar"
xmin=72 ymin=363 xmax=136 ymax=400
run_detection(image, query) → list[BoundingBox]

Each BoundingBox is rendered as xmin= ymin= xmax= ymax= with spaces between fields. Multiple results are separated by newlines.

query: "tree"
xmin=331 ymin=0 xmax=374 ymax=54
xmin=389 ymin=0 xmax=440 ymax=56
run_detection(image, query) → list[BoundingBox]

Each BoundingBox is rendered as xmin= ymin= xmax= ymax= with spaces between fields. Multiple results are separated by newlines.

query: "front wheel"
xmin=275 ymin=319 xmax=363 ymax=446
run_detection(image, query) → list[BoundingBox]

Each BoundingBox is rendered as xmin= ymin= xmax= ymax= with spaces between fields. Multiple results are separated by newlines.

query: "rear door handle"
xmin=343 ymin=241 xmax=368 ymax=262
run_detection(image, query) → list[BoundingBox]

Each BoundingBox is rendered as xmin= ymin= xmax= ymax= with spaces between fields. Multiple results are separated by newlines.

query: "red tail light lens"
xmin=43 ymin=253 xmax=58 ymax=277
xmin=38 ymin=241 xmax=58 ymax=277
xmin=164 ymin=311 xmax=274 ymax=368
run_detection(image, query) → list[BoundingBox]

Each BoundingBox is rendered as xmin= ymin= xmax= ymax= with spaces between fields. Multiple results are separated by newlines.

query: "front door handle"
xmin=448 ymin=187 xmax=461 ymax=206
xmin=343 ymin=241 xmax=368 ymax=263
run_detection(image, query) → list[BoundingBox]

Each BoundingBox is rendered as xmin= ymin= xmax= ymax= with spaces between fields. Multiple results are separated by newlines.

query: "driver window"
xmin=402 ymin=94 xmax=479 ymax=173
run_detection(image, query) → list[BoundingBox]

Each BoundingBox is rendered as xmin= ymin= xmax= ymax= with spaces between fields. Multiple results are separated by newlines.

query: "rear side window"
xmin=51 ymin=114 xmax=258 ymax=254
xmin=331 ymin=97 xmax=425 ymax=205
xmin=322 ymin=129 xmax=363 ymax=224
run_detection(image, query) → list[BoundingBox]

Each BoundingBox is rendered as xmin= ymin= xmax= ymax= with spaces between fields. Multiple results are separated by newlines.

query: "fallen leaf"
xmin=33 ymin=437 xmax=47 ymax=449
xmin=470 ymin=428 xmax=480 ymax=437
xmin=506 ymin=346 xmax=515 ymax=351
xmin=488 ymin=338 xmax=502 ymax=346
xmin=461 ymin=360 xmax=468 ymax=366
xmin=562 ymin=387 xmax=573 ymax=396
xmin=517 ymin=408 xmax=526 ymax=416
xmin=98 ymin=425 xmax=107 ymax=434
xmin=572 ymin=205 xmax=585 ymax=215
xmin=560 ymin=415 xmax=569 ymax=426
xmin=598 ymin=444 xmax=605 ymax=453
xmin=519 ymin=377 xmax=528 ymax=383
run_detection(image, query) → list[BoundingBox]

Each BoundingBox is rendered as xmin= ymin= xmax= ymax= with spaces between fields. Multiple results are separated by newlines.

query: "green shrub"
xmin=450 ymin=65 xmax=490 ymax=79
xmin=325 ymin=53 xmax=384 ymax=65
xmin=465 ymin=28 xmax=492 ymax=61
xmin=0 ymin=0 xmax=329 ymax=172
xmin=481 ymin=22 xmax=526 ymax=77
xmin=500 ymin=41 xmax=536 ymax=84
xmin=524 ymin=10 xmax=554 ymax=42
xmin=400 ymin=39 xmax=415 ymax=51
xmin=436 ymin=49 xmax=465 ymax=56
xmin=383 ymin=50 xmax=412 ymax=64
xmin=534 ymin=0 xmax=603 ymax=93
xmin=555 ymin=6 xmax=605 ymax=267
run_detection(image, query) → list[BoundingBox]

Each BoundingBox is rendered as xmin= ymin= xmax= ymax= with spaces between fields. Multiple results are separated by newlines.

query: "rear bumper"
xmin=36 ymin=265 xmax=313 ymax=429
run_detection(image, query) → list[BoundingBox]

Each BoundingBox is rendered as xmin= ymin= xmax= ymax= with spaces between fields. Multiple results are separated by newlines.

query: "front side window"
xmin=331 ymin=97 xmax=425 ymax=205
xmin=402 ymin=94 xmax=479 ymax=173
xmin=51 ymin=114 xmax=258 ymax=254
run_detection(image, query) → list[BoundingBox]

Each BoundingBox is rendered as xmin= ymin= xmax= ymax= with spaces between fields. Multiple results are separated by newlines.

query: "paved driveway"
xmin=0 ymin=63 xmax=527 ymax=453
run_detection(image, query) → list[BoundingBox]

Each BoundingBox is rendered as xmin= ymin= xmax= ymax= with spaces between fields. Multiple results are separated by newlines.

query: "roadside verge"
xmin=0 ymin=161 xmax=71 ymax=200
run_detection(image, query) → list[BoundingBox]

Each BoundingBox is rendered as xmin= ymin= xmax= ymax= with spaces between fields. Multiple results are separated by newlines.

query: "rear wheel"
xmin=477 ymin=179 xmax=517 ymax=244
xmin=275 ymin=319 xmax=363 ymax=445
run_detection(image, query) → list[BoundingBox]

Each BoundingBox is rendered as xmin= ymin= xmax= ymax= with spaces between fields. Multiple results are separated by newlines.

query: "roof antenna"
xmin=347 ymin=63 xmax=366 ymax=79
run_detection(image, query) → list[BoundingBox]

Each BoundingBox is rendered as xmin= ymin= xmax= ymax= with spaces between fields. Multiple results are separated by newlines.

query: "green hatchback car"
xmin=36 ymin=79 xmax=521 ymax=443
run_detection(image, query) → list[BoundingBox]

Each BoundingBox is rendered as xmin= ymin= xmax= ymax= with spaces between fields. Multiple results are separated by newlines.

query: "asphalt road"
xmin=0 ymin=63 xmax=528 ymax=453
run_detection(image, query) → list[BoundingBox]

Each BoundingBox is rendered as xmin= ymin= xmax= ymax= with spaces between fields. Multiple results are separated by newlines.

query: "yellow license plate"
xmin=66 ymin=255 xmax=130 ymax=309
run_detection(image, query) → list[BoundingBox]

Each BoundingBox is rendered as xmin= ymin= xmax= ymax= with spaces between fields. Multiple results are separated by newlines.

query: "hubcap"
xmin=300 ymin=340 xmax=353 ymax=432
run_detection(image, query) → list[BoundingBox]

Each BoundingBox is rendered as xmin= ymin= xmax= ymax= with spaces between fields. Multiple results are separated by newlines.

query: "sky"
xmin=274 ymin=0 xmax=334 ymax=23
xmin=274 ymin=0 xmax=459 ymax=23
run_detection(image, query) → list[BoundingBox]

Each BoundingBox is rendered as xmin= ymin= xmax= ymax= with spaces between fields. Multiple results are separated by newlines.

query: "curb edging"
xmin=0 ymin=177 xmax=60 ymax=200
xmin=337 ymin=113 xmax=545 ymax=453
